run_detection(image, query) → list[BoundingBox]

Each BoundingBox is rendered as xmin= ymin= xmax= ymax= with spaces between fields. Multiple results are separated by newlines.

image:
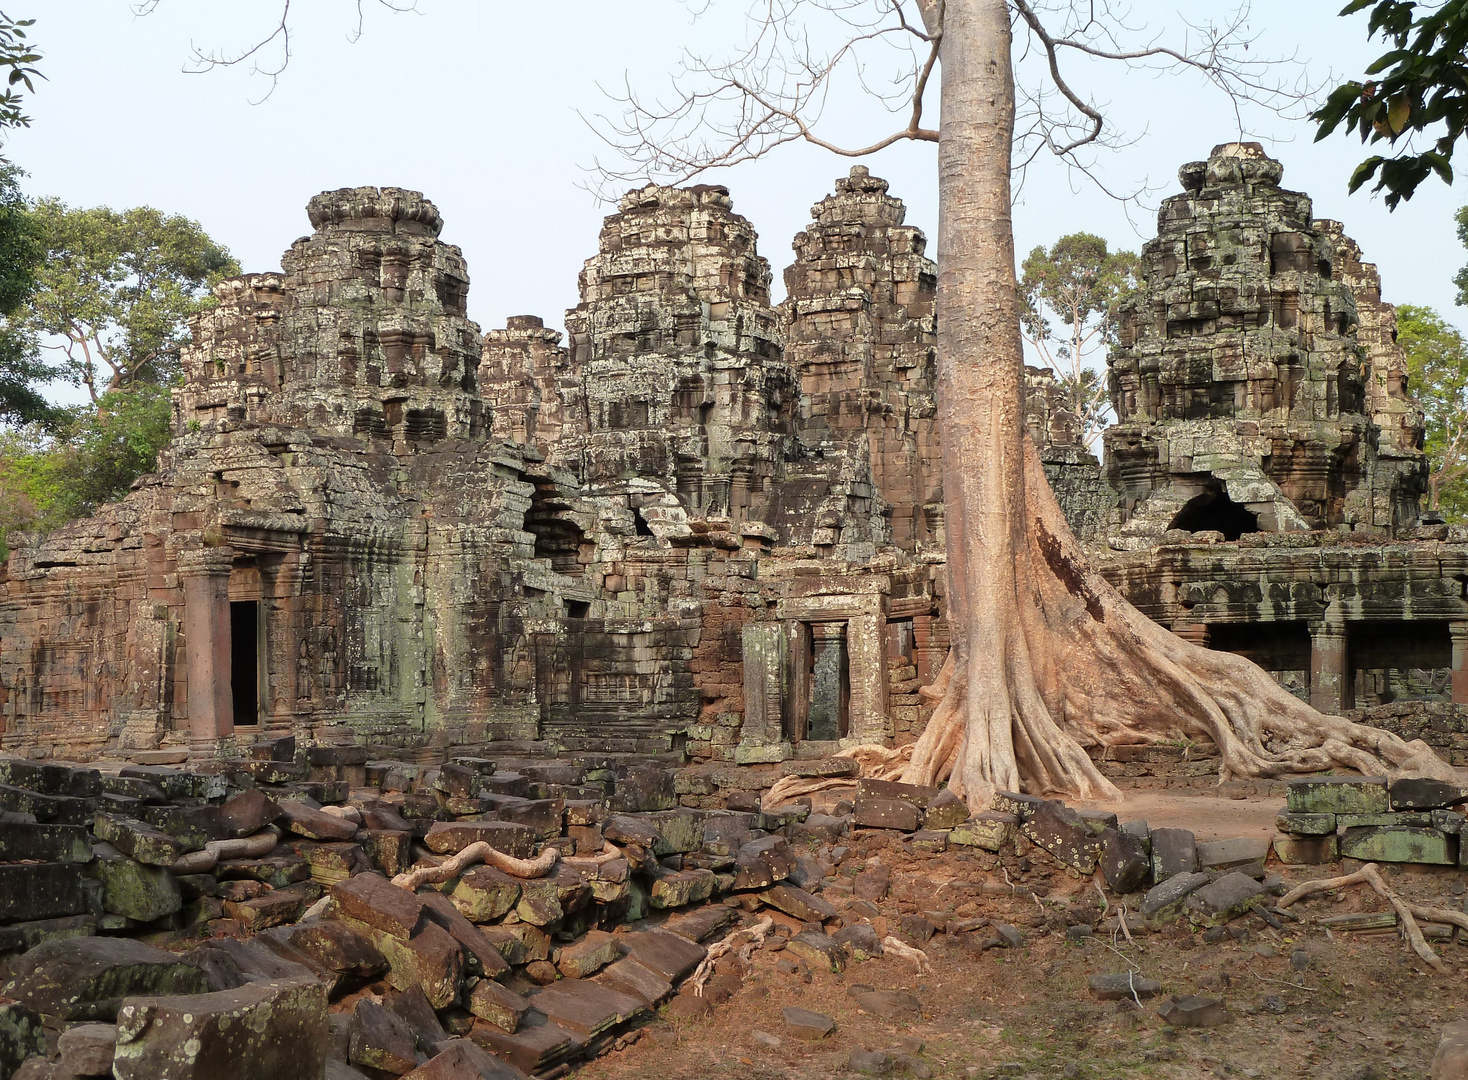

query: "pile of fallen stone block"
xmin=841 ymin=776 xmax=1285 ymax=933
xmin=0 ymin=741 xmax=860 ymax=1080
xmin=1273 ymin=775 xmax=1467 ymax=868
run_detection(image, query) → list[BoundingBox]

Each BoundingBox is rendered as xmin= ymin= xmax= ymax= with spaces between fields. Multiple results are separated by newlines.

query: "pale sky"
xmin=10 ymin=1 xmax=1468 ymax=407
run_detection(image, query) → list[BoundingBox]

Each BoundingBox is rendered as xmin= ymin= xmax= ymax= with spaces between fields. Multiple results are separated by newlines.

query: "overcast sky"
xmin=9 ymin=1 xmax=1468 ymax=406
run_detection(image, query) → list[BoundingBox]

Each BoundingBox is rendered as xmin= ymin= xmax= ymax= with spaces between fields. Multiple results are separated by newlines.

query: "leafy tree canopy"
xmin=14 ymin=200 xmax=238 ymax=401
xmin=1018 ymin=233 xmax=1138 ymax=448
xmin=1314 ymin=0 xmax=1468 ymax=208
xmin=0 ymin=383 xmax=174 ymax=554
xmin=0 ymin=11 xmax=40 ymax=143
xmin=0 ymin=163 xmax=52 ymax=427
xmin=1397 ymin=302 xmax=1468 ymax=518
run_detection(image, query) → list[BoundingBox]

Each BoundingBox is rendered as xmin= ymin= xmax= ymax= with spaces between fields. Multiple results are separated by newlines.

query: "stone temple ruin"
xmin=5 ymin=144 xmax=1468 ymax=1080
xmin=0 ymin=143 xmax=1465 ymax=776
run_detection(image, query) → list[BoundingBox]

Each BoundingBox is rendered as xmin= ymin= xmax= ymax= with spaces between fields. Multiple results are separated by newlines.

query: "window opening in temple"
xmin=1348 ymin=620 xmax=1452 ymax=707
xmin=1168 ymin=489 xmax=1260 ymax=540
xmin=633 ymin=509 xmax=654 ymax=537
xmin=230 ymin=601 xmax=260 ymax=726
xmin=807 ymin=622 xmax=850 ymax=741
xmin=1209 ymin=622 xmax=1310 ymax=701
xmin=565 ymin=599 xmax=590 ymax=619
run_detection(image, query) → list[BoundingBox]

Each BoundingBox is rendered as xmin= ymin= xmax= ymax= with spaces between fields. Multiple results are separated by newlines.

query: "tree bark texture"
xmin=901 ymin=0 xmax=1463 ymax=807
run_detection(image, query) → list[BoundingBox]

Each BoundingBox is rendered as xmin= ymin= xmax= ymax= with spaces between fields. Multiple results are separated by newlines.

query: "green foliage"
xmin=0 ymin=11 xmax=41 ymax=141
xmin=1018 ymin=233 xmax=1139 ymax=448
xmin=15 ymin=200 xmax=238 ymax=400
xmin=0 ymin=162 xmax=54 ymax=426
xmin=1397 ymin=302 xmax=1468 ymax=518
xmin=1313 ymin=0 xmax=1468 ymax=208
xmin=0 ymin=383 xmax=175 ymax=553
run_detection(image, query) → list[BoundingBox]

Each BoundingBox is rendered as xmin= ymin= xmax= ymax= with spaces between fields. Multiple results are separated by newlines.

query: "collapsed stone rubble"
xmin=0 ymin=743 xmax=1464 ymax=1078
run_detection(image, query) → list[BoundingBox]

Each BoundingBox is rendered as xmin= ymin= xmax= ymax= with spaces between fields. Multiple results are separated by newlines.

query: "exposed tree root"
xmin=561 ymin=843 xmax=627 ymax=872
xmin=881 ymin=936 xmax=932 ymax=973
xmin=391 ymin=842 xmax=558 ymax=890
xmin=171 ymin=826 xmax=281 ymax=875
xmin=761 ymin=744 xmax=913 ymax=809
xmin=690 ymin=916 xmax=774 ymax=995
xmin=899 ymin=437 xmax=1465 ymax=807
xmin=1277 ymin=862 xmax=1448 ymax=974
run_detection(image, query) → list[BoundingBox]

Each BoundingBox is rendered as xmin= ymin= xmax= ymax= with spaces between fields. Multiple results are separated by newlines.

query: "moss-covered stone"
xmin=1339 ymin=825 xmax=1457 ymax=865
xmin=1286 ymin=776 xmax=1389 ymax=815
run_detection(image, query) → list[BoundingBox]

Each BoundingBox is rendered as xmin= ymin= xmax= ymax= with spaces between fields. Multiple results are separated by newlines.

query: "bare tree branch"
xmin=133 ymin=0 xmax=420 ymax=103
xmin=585 ymin=0 xmax=1313 ymax=211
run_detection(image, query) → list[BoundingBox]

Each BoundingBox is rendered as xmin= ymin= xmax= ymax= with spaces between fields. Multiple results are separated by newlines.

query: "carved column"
xmin=1450 ymin=621 xmax=1468 ymax=706
xmin=843 ymin=613 xmax=891 ymax=745
xmin=1172 ymin=622 xmax=1210 ymax=648
xmin=179 ymin=547 xmax=235 ymax=758
xmin=1309 ymin=611 xmax=1350 ymax=715
xmin=736 ymin=623 xmax=789 ymax=763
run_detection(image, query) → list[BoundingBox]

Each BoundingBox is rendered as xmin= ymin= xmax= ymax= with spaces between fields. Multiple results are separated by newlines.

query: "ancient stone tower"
xmin=1104 ymin=142 xmax=1428 ymax=547
xmin=563 ymin=184 xmax=792 ymax=532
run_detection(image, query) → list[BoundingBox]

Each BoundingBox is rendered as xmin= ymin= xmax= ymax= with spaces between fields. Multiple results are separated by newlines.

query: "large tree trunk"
xmin=902 ymin=0 xmax=1461 ymax=808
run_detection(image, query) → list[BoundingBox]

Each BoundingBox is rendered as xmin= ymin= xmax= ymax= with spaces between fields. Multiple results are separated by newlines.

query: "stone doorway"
xmin=230 ymin=600 xmax=261 ymax=726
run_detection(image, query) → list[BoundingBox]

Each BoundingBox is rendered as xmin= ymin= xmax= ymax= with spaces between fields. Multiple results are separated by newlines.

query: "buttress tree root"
xmin=899 ymin=438 xmax=1464 ymax=810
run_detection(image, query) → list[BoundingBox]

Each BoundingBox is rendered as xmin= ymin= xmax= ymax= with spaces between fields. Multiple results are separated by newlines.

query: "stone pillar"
xmin=807 ymin=623 xmax=849 ymax=741
xmin=179 ymin=548 xmax=235 ymax=758
xmin=1309 ymin=615 xmax=1350 ymax=715
xmin=736 ymin=623 xmax=789 ymax=763
xmin=784 ymin=619 xmax=810 ymax=742
xmin=1450 ymin=621 xmax=1468 ymax=706
xmin=844 ymin=613 xmax=891 ymax=746
xmin=1172 ymin=622 xmax=1210 ymax=648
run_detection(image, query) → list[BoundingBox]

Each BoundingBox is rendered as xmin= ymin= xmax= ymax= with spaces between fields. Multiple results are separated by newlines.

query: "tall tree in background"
xmin=0 ymin=164 xmax=52 ymax=426
xmin=1018 ymin=233 xmax=1137 ymax=449
xmin=16 ymin=201 xmax=237 ymax=401
xmin=1397 ymin=303 xmax=1468 ymax=519
xmin=156 ymin=0 xmax=1465 ymax=800
xmin=0 ymin=203 xmax=236 ymax=549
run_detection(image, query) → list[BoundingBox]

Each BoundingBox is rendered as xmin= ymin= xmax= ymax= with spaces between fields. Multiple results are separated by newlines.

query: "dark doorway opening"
xmin=1168 ymin=489 xmax=1260 ymax=540
xmin=230 ymin=601 xmax=259 ymax=725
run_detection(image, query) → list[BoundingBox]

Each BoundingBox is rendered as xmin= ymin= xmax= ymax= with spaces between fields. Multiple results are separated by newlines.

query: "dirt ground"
xmin=578 ymin=791 xmax=1468 ymax=1080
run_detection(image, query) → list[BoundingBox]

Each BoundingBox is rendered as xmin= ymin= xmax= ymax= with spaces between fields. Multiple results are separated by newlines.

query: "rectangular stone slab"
xmin=1272 ymin=833 xmax=1338 ymax=864
xmin=1149 ymin=828 xmax=1198 ymax=882
xmin=592 ymin=957 xmax=672 ymax=1006
xmin=1388 ymin=778 xmax=1468 ymax=811
xmin=855 ymin=777 xmax=940 ymax=808
xmin=1286 ymin=776 xmax=1389 ymax=815
xmin=418 ymin=890 xmax=511 ymax=979
xmin=4 ymin=936 xmax=208 ymax=1021
xmin=616 ymin=929 xmax=706 ymax=982
xmin=524 ymin=980 xmax=646 ymax=1036
xmin=1339 ymin=825 xmax=1457 ymax=865
xmin=468 ymin=1011 xmax=576 ymax=1073
xmin=113 ymin=977 xmax=329 ymax=1080
xmin=852 ymin=795 xmax=920 ymax=831
xmin=0 ymin=821 xmax=93 ymax=863
xmin=422 ymin=821 xmax=536 ymax=857
xmin=0 ymin=862 xmax=88 ymax=921
xmin=1275 ymin=811 xmax=1335 ymax=835
xmin=949 ymin=812 xmax=1017 ymax=852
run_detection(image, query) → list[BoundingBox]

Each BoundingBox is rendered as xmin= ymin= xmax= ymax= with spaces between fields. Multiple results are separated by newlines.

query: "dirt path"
xmin=576 ymin=793 xmax=1467 ymax=1080
xmin=1072 ymin=791 xmax=1280 ymax=843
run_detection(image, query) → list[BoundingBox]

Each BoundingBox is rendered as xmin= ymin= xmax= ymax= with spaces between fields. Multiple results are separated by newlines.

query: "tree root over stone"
xmin=171 ymin=826 xmax=281 ymax=875
xmin=1277 ymin=862 xmax=1452 ymax=974
xmin=690 ymin=916 xmax=774 ymax=996
xmin=390 ymin=842 xmax=558 ymax=891
xmin=901 ymin=442 xmax=1466 ymax=809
